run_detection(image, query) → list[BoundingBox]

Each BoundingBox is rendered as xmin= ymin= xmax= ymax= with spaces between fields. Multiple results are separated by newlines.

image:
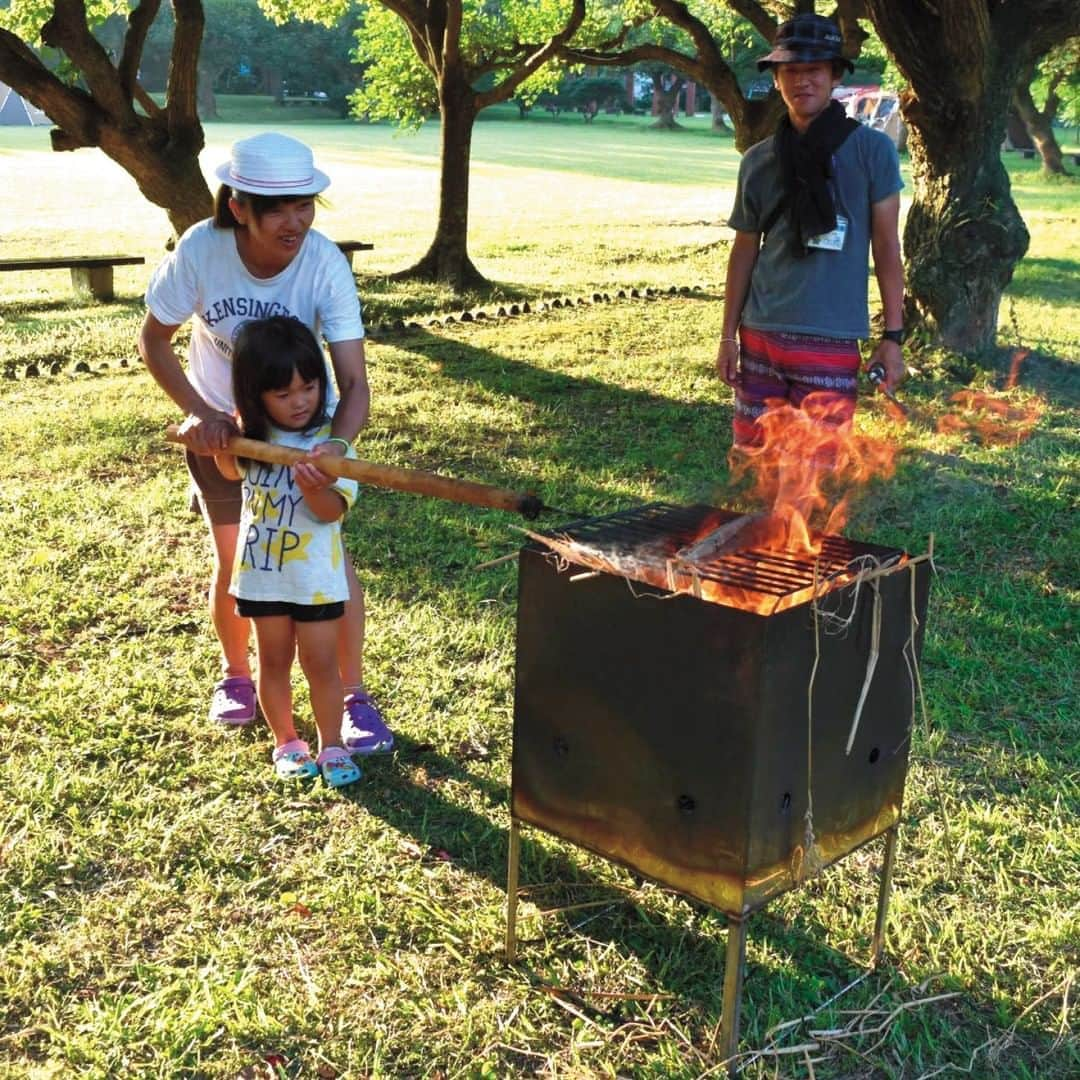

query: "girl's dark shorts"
xmin=235 ymin=599 xmax=345 ymax=623
xmin=186 ymin=449 xmax=242 ymax=526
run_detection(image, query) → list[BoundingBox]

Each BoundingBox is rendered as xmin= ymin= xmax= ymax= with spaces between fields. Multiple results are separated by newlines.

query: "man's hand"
xmin=867 ymin=339 xmax=905 ymax=392
xmin=176 ymin=412 xmax=238 ymax=455
xmin=717 ymin=338 xmax=740 ymax=388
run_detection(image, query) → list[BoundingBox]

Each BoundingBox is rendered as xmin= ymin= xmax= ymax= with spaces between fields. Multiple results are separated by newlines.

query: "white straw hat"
xmin=214 ymin=132 xmax=330 ymax=196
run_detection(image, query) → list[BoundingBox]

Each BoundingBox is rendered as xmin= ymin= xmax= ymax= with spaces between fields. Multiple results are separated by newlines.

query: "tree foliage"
xmin=260 ymin=0 xmax=593 ymax=289
xmin=145 ymin=0 xmax=359 ymax=115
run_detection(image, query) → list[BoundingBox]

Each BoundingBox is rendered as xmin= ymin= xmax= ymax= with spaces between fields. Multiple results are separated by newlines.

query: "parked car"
xmin=834 ymin=85 xmax=907 ymax=152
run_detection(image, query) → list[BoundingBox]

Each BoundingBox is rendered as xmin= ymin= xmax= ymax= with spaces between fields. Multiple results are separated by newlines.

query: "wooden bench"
xmin=335 ymin=241 xmax=374 ymax=269
xmin=0 ymin=254 xmax=145 ymax=301
xmin=278 ymin=95 xmax=332 ymax=107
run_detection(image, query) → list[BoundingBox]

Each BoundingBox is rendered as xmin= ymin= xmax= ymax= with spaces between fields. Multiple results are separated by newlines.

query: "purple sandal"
xmin=209 ymin=675 xmax=256 ymax=726
xmin=341 ymin=692 xmax=394 ymax=755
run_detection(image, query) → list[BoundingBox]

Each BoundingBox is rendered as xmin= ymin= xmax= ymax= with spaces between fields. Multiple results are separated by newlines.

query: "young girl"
xmin=215 ymin=315 xmax=362 ymax=787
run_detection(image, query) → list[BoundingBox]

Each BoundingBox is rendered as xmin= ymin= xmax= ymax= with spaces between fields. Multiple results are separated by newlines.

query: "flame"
xmin=726 ymin=393 xmax=898 ymax=554
xmin=935 ymin=387 xmax=1043 ymax=445
xmin=524 ymin=393 xmax=902 ymax=616
xmin=1004 ymin=348 xmax=1031 ymax=390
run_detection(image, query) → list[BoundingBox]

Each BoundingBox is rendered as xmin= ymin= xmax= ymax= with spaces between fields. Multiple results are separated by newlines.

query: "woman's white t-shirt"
xmin=145 ymin=220 xmax=365 ymax=414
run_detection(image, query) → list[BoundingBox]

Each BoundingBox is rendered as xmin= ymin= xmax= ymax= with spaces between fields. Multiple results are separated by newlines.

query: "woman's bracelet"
xmin=324 ymin=436 xmax=352 ymax=452
xmin=719 ymin=337 xmax=739 ymax=344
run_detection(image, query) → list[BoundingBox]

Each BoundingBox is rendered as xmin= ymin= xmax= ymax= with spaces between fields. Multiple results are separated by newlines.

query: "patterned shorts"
xmin=733 ymin=327 xmax=861 ymax=448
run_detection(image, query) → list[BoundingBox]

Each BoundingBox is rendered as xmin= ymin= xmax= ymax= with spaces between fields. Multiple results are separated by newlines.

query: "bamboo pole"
xmin=165 ymin=425 xmax=544 ymax=518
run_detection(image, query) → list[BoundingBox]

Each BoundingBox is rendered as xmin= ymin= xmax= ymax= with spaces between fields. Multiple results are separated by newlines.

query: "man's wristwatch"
xmin=882 ymin=327 xmax=905 ymax=345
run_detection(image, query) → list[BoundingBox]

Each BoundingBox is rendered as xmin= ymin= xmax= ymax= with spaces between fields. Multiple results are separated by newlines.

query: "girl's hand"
xmin=293 ymin=460 xmax=334 ymax=495
xmin=310 ymin=438 xmax=348 ymax=459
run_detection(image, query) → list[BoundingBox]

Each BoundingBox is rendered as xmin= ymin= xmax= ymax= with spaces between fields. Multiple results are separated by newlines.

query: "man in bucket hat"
xmin=716 ymin=13 xmax=906 ymax=449
xmin=139 ymin=132 xmax=394 ymax=760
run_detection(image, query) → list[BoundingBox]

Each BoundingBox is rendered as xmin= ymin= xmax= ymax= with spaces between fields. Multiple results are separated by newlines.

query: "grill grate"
xmin=537 ymin=502 xmax=905 ymax=602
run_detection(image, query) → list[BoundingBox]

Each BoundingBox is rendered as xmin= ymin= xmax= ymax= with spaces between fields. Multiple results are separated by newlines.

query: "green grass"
xmin=1 ymin=115 xmax=1078 ymax=1078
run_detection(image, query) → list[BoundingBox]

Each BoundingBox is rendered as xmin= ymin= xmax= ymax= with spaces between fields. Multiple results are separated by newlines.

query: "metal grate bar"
xmin=540 ymin=503 xmax=903 ymax=602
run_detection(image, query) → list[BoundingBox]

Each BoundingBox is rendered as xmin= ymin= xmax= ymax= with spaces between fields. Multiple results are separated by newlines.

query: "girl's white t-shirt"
xmin=229 ymin=421 xmax=359 ymax=606
xmin=145 ymin=220 xmax=365 ymax=414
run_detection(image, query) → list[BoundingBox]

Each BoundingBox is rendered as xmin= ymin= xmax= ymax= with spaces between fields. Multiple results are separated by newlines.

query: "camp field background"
xmin=0 ymin=103 xmax=1078 ymax=1079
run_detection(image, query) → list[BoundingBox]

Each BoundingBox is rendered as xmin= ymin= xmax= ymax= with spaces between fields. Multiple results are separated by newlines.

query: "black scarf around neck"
xmin=775 ymin=100 xmax=859 ymax=257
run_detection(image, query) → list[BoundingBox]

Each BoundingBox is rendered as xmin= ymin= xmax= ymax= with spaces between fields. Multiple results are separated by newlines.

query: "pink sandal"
xmin=272 ymin=739 xmax=318 ymax=781
xmin=317 ymin=746 xmax=362 ymax=788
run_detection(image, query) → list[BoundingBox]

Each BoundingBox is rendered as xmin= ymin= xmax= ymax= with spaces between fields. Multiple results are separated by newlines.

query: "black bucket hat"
xmin=757 ymin=13 xmax=855 ymax=73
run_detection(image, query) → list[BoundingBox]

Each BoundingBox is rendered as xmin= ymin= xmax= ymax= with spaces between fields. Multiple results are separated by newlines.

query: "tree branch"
xmin=0 ymin=26 xmax=99 ymax=142
xmin=166 ymin=0 xmax=204 ymax=138
xmin=561 ymin=41 xmax=707 ymax=86
xmin=474 ymin=0 xmax=587 ymax=110
xmin=40 ymin=0 xmax=134 ymax=119
xmin=118 ymin=0 xmax=161 ymax=99
xmin=651 ymin=0 xmax=729 ymax=73
xmin=444 ymin=0 xmax=461 ymax=70
xmin=379 ymin=0 xmax=439 ymax=74
xmin=722 ymin=0 xmax=778 ymax=44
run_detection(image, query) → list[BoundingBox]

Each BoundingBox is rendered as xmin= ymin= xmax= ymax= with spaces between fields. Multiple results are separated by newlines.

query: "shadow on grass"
xmin=356 ymin=275 xmax=535 ymax=324
xmin=379 ymin=321 xmax=729 ymax=493
xmin=1006 ymin=256 xmax=1080 ymax=305
xmin=343 ymin=733 xmax=1074 ymax=1076
xmin=1003 ymin=347 xmax=1080 ymax=409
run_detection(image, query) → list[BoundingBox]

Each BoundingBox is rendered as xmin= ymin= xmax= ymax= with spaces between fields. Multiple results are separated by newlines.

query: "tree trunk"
xmin=649 ymin=70 xmax=682 ymax=129
xmin=197 ymin=67 xmax=219 ymax=121
xmin=711 ymin=97 xmax=730 ymax=134
xmin=1013 ymin=63 xmax=1066 ymax=175
xmin=867 ymin=0 xmax=1037 ymax=355
xmin=400 ymin=71 xmax=485 ymax=291
xmin=725 ymin=93 xmax=784 ymax=151
xmin=97 ymin=128 xmax=214 ymax=238
xmin=900 ymin=112 xmax=1028 ymax=353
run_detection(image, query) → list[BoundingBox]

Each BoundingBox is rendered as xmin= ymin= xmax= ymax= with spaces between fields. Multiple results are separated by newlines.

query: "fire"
xmin=935 ymin=387 xmax=1043 ymax=445
xmin=524 ymin=394 xmax=903 ymax=617
xmin=725 ymin=392 xmax=898 ymax=554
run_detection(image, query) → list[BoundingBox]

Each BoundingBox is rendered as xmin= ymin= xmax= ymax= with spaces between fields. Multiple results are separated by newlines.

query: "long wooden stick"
xmin=165 ymin=425 xmax=544 ymax=518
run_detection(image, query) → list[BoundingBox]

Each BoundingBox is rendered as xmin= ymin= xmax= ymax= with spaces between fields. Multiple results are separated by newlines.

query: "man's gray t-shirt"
xmin=727 ymin=124 xmax=902 ymax=340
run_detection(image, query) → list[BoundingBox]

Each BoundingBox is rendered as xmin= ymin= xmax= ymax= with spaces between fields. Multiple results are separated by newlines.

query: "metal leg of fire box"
xmin=872 ymin=825 xmax=899 ymax=967
xmin=719 ymin=915 xmax=747 ymax=1073
xmin=505 ymin=817 xmax=521 ymax=962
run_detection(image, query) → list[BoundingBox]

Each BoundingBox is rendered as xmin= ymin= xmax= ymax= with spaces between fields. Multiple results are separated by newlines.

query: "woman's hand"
xmin=176 ymin=411 xmax=238 ymax=455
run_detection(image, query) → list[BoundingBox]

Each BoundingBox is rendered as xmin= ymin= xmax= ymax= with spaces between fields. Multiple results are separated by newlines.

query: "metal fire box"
xmin=505 ymin=503 xmax=931 ymax=1065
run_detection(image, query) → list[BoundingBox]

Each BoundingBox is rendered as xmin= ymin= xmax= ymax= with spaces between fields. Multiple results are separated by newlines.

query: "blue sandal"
xmin=272 ymin=739 xmax=318 ymax=781
xmin=317 ymin=746 xmax=362 ymax=788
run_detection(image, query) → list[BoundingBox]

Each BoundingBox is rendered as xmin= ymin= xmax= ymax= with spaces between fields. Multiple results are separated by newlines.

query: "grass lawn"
xmin=0 ymin=105 xmax=1077 ymax=1078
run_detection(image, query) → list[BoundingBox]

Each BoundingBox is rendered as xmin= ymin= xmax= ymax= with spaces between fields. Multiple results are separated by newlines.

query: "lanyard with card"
xmin=806 ymin=215 xmax=848 ymax=251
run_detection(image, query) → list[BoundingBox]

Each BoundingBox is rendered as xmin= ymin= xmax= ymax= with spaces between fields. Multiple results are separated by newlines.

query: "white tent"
xmin=0 ymin=82 xmax=51 ymax=126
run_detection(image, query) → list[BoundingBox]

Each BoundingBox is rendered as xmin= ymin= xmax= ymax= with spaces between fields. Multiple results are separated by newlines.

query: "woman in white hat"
xmin=138 ymin=132 xmax=392 ymax=756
